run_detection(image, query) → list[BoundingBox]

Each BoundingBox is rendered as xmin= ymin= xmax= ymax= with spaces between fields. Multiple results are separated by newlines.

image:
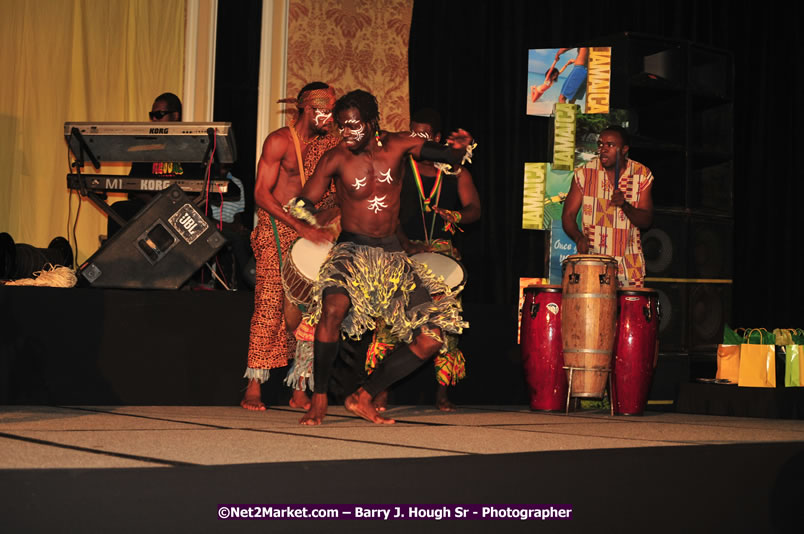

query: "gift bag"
xmin=737 ymin=328 xmax=776 ymax=388
xmin=784 ymin=329 xmax=804 ymax=388
xmin=785 ymin=344 xmax=801 ymax=387
xmin=774 ymin=328 xmax=797 ymax=387
xmin=716 ymin=325 xmax=743 ymax=383
xmin=716 ymin=345 xmax=741 ymax=383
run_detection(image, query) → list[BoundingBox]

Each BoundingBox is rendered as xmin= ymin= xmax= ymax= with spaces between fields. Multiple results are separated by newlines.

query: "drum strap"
xmin=269 ymin=216 xmax=283 ymax=270
xmin=288 ymin=125 xmax=307 ymax=187
xmin=278 ymin=125 xmax=307 ymax=270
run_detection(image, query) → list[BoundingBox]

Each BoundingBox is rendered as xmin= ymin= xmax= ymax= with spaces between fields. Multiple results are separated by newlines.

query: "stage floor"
xmin=3 ymin=405 xmax=804 ymax=469
xmin=3 ymin=406 xmax=804 ymax=532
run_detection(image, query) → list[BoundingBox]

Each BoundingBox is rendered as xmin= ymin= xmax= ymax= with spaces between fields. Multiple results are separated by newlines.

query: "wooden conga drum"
xmin=611 ymin=288 xmax=661 ymax=415
xmin=520 ymin=285 xmax=566 ymax=411
xmin=561 ymin=254 xmax=618 ymax=398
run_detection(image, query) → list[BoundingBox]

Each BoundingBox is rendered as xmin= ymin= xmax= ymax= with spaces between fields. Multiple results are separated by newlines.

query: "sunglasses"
xmin=149 ymin=110 xmax=177 ymax=120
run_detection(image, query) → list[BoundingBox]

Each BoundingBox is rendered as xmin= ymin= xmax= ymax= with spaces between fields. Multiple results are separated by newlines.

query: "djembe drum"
xmin=520 ymin=285 xmax=566 ymax=411
xmin=611 ymin=288 xmax=661 ymax=415
xmin=282 ymin=238 xmax=334 ymax=307
xmin=560 ymin=254 xmax=618 ymax=399
xmin=410 ymin=252 xmax=466 ymax=292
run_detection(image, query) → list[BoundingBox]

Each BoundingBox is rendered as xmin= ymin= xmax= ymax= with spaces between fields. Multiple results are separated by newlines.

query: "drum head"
xmin=524 ymin=284 xmax=561 ymax=293
xmin=411 ymin=252 xmax=465 ymax=289
xmin=562 ymin=253 xmax=617 ymax=266
xmin=290 ymin=238 xmax=333 ymax=280
xmin=619 ymin=287 xmax=658 ymax=296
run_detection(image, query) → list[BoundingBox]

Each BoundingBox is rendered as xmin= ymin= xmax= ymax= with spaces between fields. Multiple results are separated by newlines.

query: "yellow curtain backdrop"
xmin=0 ymin=0 xmax=185 ymax=266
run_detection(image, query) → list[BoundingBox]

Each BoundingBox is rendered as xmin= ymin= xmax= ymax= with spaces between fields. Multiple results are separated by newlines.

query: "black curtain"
xmin=214 ymin=0 xmax=262 ymax=230
xmin=409 ymin=0 xmax=804 ymax=328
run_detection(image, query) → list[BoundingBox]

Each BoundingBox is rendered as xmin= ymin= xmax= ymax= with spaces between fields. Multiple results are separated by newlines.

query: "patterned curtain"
xmin=286 ymin=0 xmax=414 ymax=131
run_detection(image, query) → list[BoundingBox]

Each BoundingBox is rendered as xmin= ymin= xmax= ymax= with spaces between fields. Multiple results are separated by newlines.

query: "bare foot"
xmin=436 ymin=384 xmax=457 ymax=412
xmin=240 ymin=379 xmax=266 ymax=411
xmin=345 ymin=388 xmax=395 ymax=424
xmin=373 ymin=390 xmax=388 ymax=412
xmin=289 ymin=389 xmax=311 ymax=410
xmin=300 ymin=393 xmax=328 ymax=425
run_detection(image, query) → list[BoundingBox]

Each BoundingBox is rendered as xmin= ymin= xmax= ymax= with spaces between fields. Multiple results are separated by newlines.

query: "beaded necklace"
xmin=409 ymin=156 xmax=444 ymax=243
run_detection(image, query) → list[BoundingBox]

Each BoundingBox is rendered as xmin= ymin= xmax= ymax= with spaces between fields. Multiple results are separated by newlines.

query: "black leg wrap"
xmin=313 ymin=340 xmax=339 ymax=394
xmin=364 ymin=345 xmax=428 ymax=398
xmin=329 ymin=336 xmax=371 ymax=402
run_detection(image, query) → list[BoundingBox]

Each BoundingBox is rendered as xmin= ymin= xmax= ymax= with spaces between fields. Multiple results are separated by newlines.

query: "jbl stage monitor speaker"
xmin=80 ymin=184 xmax=226 ymax=289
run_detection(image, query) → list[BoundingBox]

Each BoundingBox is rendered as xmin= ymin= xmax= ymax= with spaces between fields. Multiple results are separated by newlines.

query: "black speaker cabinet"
xmin=688 ymin=283 xmax=732 ymax=353
xmin=689 ymin=160 xmax=733 ymax=216
xmin=649 ymin=281 xmax=732 ymax=355
xmin=642 ymin=210 xmax=688 ymax=278
xmin=652 ymin=281 xmax=687 ymax=353
xmin=642 ymin=210 xmax=733 ymax=280
xmin=689 ymin=215 xmax=733 ymax=280
xmin=79 ymin=185 xmax=226 ymax=289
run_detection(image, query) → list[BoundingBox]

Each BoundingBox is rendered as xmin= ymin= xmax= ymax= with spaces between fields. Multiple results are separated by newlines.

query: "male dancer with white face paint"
xmin=285 ymin=90 xmax=475 ymax=424
xmin=241 ymin=82 xmax=340 ymax=411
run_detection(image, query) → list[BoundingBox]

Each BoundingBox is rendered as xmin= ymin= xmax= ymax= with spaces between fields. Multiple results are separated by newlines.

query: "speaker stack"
xmin=79 ymin=184 xmax=226 ymax=289
xmin=602 ymin=33 xmax=734 ymax=404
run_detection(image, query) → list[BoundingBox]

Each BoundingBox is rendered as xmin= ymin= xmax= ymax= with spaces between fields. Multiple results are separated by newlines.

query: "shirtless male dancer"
xmin=241 ymin=82 xmax=339 ymax=411
xmin=285 ymin=90 xmax=474 ymax=425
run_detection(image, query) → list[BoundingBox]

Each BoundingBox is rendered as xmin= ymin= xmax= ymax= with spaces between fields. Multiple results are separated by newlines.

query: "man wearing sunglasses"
xmin=107 ymin=93 xmax=206 ymax=237
xmin=148 ymin=93 xmax=181 ymax=121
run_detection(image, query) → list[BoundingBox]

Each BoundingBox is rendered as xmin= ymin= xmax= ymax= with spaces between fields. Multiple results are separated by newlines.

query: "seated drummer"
xmin=561 ymin=125 xmax=654 ymax=287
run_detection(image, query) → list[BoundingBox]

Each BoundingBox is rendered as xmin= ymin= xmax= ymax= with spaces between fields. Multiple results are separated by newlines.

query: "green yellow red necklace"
xmin=409 ymin=156 xmax=444 ymax=243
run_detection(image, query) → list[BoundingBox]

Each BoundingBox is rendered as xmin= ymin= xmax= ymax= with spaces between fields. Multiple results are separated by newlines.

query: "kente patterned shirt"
xmin=573 ymin=157 xmax=654 ymax=287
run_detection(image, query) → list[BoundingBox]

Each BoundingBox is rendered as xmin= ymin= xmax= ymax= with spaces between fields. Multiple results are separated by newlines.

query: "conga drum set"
xmin=520 ymin=285 xmax=566 ymax=411
xmin=519 ymin=254 xmax=661 ymax=415
xmin=611 ymin=287 xmax=661 ymax=415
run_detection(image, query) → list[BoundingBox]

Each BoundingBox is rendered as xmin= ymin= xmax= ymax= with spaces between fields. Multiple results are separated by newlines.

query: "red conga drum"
xmin=520 ymin=285 xmax=566 ymax=411
xmin=561 ymin=254 xmax=618 ymax=398
xmin=611 ymin=288 xmax=661 ymax=415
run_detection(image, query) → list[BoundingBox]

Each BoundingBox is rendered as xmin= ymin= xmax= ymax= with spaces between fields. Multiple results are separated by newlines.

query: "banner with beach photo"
xmin=526 ymin=46 xmax=611 ymax=117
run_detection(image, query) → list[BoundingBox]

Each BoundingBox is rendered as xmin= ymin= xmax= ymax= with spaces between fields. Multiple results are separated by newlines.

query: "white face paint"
xmin=313 ymin=109 xmax=332 ymax=128
xmin=367 ymin=195 xmax=388 ymax=214
xmin=342 ymin=120 xmax=365 ymax=143
xmin=378 ymin=169 xmax=394 ymax=184
xmin=352 ymin=176 xmax=367 ymax=190
xmin=409 ymin=130 xmax=431 ymax=139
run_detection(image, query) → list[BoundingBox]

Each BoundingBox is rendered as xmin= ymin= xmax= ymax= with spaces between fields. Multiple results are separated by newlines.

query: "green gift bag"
xmin=773 ymin=328 xmax=794 ymax=346
xmin=785 ymin=345 xmax=801 ymax=387
xmin=785 ymin=329 xmax=804 ymax=388
xmin=737 ymin=328 xmax=776 ymax=388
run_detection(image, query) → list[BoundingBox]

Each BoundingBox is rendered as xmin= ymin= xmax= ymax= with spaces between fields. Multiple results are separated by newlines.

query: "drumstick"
xmin=614 ymin=148 xmax=620 ymax=191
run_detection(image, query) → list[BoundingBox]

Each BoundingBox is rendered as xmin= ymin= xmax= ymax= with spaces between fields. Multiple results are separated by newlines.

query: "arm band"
xmin=420 ymin=141 xmax=462 ymax=169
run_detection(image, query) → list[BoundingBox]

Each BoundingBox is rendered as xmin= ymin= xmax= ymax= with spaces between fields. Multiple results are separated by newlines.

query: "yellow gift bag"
xmin=737 ymin=328 xmax=776 ymax=388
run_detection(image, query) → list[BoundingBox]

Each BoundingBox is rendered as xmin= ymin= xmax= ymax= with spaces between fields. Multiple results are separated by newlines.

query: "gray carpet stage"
xmin=2 ymin=405 xmax=804 ymax=533
xmin=3 ymin=287 xmax=804 ymax=532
